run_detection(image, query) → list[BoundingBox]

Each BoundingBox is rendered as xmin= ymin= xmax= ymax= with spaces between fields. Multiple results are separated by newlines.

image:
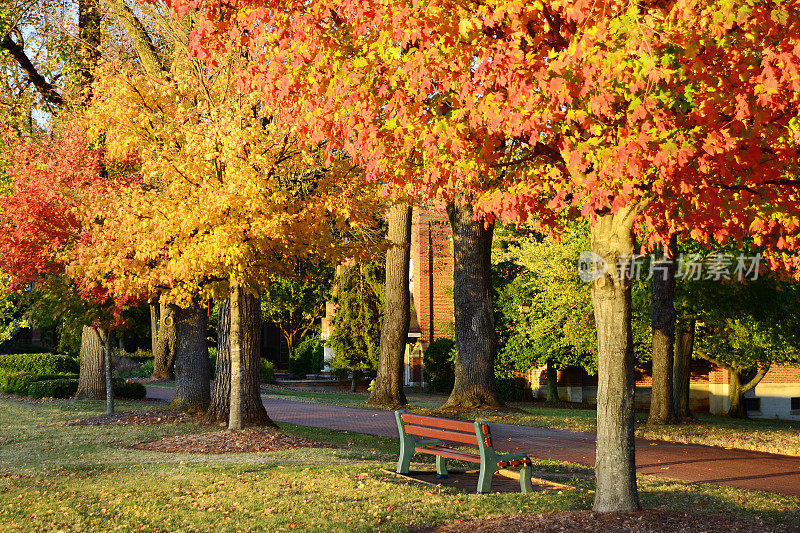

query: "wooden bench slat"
xmin=402 ymin=423 xmax=480 ymax=446
xmin=415 ymin=446 xmax=482 ymax=463
xmin=401 ymin=413 xmax=476 ymax=433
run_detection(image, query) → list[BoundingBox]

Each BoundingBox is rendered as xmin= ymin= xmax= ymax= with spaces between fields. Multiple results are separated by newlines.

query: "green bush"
xmin=113 ymin=380 xmax=146 ymax=400
xmin=0 ymin=372 xmax=80 ymax=395
xmin=135 ymin=359 xmax=154 ymax=378
xmin=290 ymin=334 xmax=324 ymax=377
xmin=423 ymin=338 xmax=456 ymax=393
xmin=27 ymin=379 xmax=79 ymax=399
xmin=260 ymin=359 xmax=275 ymax=384
xmin=0 ymin=353 xmax=79 ymax=374
xmin=0 ymin=371 xmax=37 ymax=394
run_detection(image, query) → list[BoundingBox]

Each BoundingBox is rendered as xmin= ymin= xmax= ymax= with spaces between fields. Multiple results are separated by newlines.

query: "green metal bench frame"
xmin=395 ymin=410 xmax=533 ymax=494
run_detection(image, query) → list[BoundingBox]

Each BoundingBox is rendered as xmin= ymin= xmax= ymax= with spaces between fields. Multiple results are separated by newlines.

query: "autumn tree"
xmin=166 ymin=0 xmax=800 ymax=511
xmin=0 ymin=123 xmax=139 ymax=411
xmin=76 ymin=49 xmax=382 ymax=424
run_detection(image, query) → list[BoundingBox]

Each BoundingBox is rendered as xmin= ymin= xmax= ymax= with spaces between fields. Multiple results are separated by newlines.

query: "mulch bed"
xmin=132 ymin=428 xmax=328 ymax=454
xmin=420 ymin=509 xmax=795 ymax=532
xmin=64 ymin=409 xmax=194 ymax=426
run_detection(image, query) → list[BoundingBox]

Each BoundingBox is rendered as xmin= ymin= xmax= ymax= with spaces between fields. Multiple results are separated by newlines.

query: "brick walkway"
xmin=146 ymin=386 xmax=800 ymax=498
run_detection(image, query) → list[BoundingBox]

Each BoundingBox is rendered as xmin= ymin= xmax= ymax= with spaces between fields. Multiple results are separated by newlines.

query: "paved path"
xmin=146 ymin=386 xmax=800 ymax=498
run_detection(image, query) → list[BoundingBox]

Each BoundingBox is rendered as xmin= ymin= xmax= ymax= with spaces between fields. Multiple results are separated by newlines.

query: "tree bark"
xmin=546 ymin=361 xmax=559 ymax=402
xmin=229 ymin=284 xmax=243 ymax=430
xmin=648 ymin=235 xmax=678 ymax=425
xmin=368 ymin=203 xmax=412 ymax=408
xmin=673 ymin=319 xmax=695 ymax=420
xmin=152 ymin=303 xmax=176 ymax=379
xmin=150 ymin=303 xmax=160 ymax=355
xmin=590 ymin=209 xmax=640 ymax=512
xmin=208 ymin=294 xmax=274 ymax=427
xmin=75 ymin=325 xmax=105 ymax=399
xmin=168 ymin=302 xmax=210 ymax=413
xmin=102 ymin=329 xmax=115 ymax=415
xmin=441 ymin=196 xmax=503 ymax=410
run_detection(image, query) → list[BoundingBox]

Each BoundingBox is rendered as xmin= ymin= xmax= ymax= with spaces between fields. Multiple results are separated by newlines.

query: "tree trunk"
xmin=590 ymin=209 xmax=640 ymax=512
xmin=169 ymin=302 xmax=210 ymax=413
xmin=441 ymin=196 xmax=503 ymax=410
xmin=728 ymin=371 xmax=747 ymax=418
xmin=102 ymin=329 xmax=114 ymax=415
xmin=727 ymin=364 xmax=769 ymax=419
xmin=546 ymin=361 xmax=559 ymax=402
xmin=75 ymin=325 xmax=105 ymax=399
xmin=648 ymin=235 xmax=677 ymax=425
xmin=150 ymin=303 xmax=160 ymax=355
xmin=229 ymin=284 xmax=243 ymax=430
xmin=152 ymin=303 xmax=176 ymax=379
xmin=208 ymin=294 xmax=274 ymax=427
xmin=369 ymin=203 xmax=412 ymax=407
xmin=673 ymin=319 xmax=695 ymax=420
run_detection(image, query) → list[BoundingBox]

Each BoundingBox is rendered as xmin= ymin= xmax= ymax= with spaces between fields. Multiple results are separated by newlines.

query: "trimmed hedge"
xmin=27 ymin=379 xmax=79 ymax=399
xmin=0 ymin=372 xmax=80 ymax=395
xmin=0 ymin=353 xmax=79 ymax=374
xmin=113 ymin=381 xmax=146 ymax=400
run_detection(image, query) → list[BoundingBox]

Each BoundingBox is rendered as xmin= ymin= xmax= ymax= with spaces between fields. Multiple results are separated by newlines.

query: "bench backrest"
xmin=399 ymin=412 xmax=490 ymax=447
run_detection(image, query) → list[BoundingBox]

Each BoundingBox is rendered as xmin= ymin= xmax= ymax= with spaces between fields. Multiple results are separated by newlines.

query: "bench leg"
xmin=435 ymin=455 xmax=449 ymax=479
xmin=519 ymin=463 xmax=533 ymax=494
xmin=397 ymin=437 xmax=413 ymax=474
xmin=477 ymin=463 xmax=495 ymax=494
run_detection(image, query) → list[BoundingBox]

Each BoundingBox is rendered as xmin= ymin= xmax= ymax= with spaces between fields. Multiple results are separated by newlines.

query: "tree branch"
xmin=0 ymin=34 xmax=63 ymax=107
xmin=741 ymin=363 xmax=770 ymax=394
xmin=103 ymin=0 xmax=165 ymax=76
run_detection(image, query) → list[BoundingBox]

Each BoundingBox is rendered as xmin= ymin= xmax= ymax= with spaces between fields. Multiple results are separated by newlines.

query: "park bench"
xmin=394 ymin=410 xmax=533 ymax=494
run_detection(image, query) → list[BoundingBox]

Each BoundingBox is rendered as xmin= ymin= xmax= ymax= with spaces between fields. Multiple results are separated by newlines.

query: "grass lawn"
xmin=1 ymin=397 xmax=798 ymax=531
xmin=263 ymin=386 xmax=800 ymax=457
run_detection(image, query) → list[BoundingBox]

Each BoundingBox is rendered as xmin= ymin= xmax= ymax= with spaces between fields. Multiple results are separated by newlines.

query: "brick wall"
xmin=410 ymin=205 xmax=455 ymax=344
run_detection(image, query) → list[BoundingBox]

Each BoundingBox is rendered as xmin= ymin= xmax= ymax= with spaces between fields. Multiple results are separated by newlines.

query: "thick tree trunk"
xmin=149 ymin=303 xmax=160 ymax=355
xmin=546 ymin=361 xmax=559 ymax=402
xmin=673 ymin=319 xmax=695 ymax=420
xmin=648 ymin=235 xmax=677 ymax=425
xmin=75 ymin=325 xmax=105 ymax=400
xmin=590 ymin=209 xmax=640 ymax=512
xmin=441 ymin=197 xmax=503 ymax=410
xmin=103 ymin=329 xmax=114 ymax=415
xmin=169 ymin=302 xmax=210 ymax=413
xmin=369 ymin=203 xmax=412 ymax=408
xmin=208 ymin=294 xmax=274 ymax=427
xmin=152 ymin=303 xmax=176 ymax=379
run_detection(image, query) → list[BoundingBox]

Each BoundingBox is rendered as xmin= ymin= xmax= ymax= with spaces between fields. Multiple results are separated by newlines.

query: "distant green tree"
xmin=261 ymin=262 xmax=334 ymax=356
xmin=493 ymin=222 xmax=650 ymax=401
xmin=327 ymin=262 xmax=383 ymax=391
xmin=677 ymin=249 xmax=800 ymax=418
